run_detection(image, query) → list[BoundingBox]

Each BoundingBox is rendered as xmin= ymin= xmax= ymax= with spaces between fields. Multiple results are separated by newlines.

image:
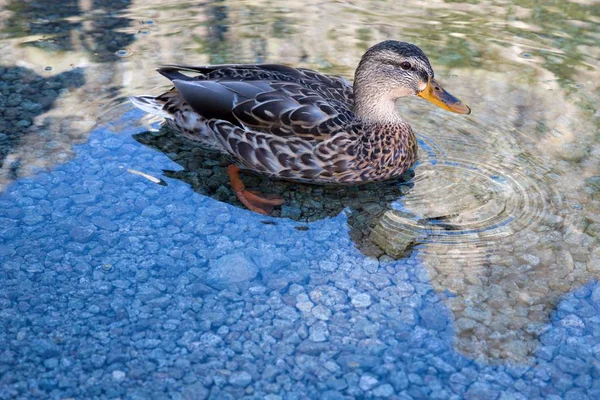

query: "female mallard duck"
xmin=131 ymin=40 xmax=470 ymax=215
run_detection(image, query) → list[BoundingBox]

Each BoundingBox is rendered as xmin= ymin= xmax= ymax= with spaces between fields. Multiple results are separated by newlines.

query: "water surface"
xmin=1 ymin=0 xmax=599 ymax=398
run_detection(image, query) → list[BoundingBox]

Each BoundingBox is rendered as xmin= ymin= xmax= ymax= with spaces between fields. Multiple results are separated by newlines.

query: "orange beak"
xmin=417 ymin=78 xmax=471 ymax=114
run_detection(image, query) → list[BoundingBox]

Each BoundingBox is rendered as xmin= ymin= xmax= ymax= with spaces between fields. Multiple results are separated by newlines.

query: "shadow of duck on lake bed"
xmin=132 ymin=127 xmax=445 ymax=259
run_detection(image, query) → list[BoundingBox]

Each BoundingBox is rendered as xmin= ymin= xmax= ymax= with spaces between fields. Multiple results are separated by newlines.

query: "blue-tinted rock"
xmin=206 ymin=253 xmax=258 ymax=289
xmin=91 ymin=216 xmax=118 ymax=231
xmin=390 ymin=371 xmax=409 ymax=391
xmin=561 ymin=314 xmax=585 ymax=330
xmin=555 ymin=356 xmax=589 ymax=374
xmin=142 ymin=205 xmax=165 ymax=218
xmin=309 ymin=321 xmax=329 ymax=342
xmin=102 ymin=137 xmax=123 ymax=149
xmin=189 ymin=282 xmax=214 ymax=296
xmin=537 ymin=345 xmax=556 ymax=361
xmin=351 ymin=293 xmax=372 ymax=308
xmin=407 ymin=385 xmax=430 ymax=398
xmin=71 ymin=194 xmax=97 ymax=204
xmin=91 ymin=354 xmax=106 ymax=368
xmin=431 ymin=357 xmax=456 ymax=374
xmin=228 ymin=371 xmax=252 ymax=388
xmin=419 ymin=306 xmax=447 ymax=331
xmin=31 ymin=339 xmax=60 ymax=359
xmin=359 ymin=374 xmax=379 ymax=391
xmin=465 ymin=382 xmax=500 ymax=400
xmin=337 ymin=354 xmax=380 ymax=371
xmin=43 ymin=357 xmax=58 ymax=369
xmin=69 ymin=225 xmax=97 ymax=242
xmin=296 ymin=340 xmax=329 ymax=356
xmin=395 ymin=282 xmax=415 ymax=298
xmin=565 ymin=388 xmax=590 ymax=400
xmin=320 ymin=390 xmax=345 ymax=400
xmin=373 ymin=383 xmax=394 ymax=397
xmin=22 ymin=213 xmax=44 ymax=226
xmin=28 ymin=189 xmax=48 ymax=199
xmin=252 ymin=251 xmax=291 ymax=271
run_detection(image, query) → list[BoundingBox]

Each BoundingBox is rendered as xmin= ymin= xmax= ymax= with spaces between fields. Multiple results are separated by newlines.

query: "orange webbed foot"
xmin=227 ymin=165 xmax=284 ymax=215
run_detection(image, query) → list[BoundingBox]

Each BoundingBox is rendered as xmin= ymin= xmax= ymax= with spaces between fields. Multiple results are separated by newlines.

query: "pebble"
xmin=31 ymin=339 xmax=60 ymax=359
xmin=351 ymin=293 xmax=372 ymax=308
xmin=182 ymin=382 xmax=209 ymax=400
xmin=229 ymin=371 xmax=253 ymax=388
xmin=296 ymin=294 xmax=314 ymax=313
xmin=561 ymin=314 xmax=585 ymax=330
xmin=69 ymin=226 xmax=97 ymax=242
xmin=359 ymin=374 xmax=379 ymax=391
xmin=321 ymin=391 xmax=345 ymax=400
xmin=311 ymin=304 xmax=332 ymax=320
xmin=206 ymin=253 xmax=258 ymax=289
xmin=309 ymin=321 xmax=330 ymax=342
xmin=373 ymin=383 xmax=395 ymax=397
xmin=464 ymin=382 xmax=500 ymax=399
xmin=556 ymin=143 xmax=587 ymax=162
xmin=112 ymin=370 xmax=126 ymax=382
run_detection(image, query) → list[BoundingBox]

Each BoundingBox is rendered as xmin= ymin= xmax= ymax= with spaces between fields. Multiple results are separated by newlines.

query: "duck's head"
xmin=353 ymin=40 xmax=471 ymax=121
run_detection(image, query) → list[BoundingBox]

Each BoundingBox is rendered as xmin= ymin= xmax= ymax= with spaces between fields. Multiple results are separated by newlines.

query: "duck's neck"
xmin=353 ymin=96 xmax=402 ymax=123
xmin=353 ymin=76 xmax=412 ymax=124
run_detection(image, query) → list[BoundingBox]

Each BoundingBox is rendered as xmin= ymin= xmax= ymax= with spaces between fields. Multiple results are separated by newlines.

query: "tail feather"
xmin=130 ymin=95 xmax=173 ymax=119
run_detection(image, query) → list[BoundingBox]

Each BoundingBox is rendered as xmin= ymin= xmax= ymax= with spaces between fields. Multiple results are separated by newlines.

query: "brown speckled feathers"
xmin=129 ymin=41 xmax=466 ymax=185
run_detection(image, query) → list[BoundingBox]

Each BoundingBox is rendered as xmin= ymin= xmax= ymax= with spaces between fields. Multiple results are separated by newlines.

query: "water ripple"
xmin=374 ymin=131 xmax=564 ymax=261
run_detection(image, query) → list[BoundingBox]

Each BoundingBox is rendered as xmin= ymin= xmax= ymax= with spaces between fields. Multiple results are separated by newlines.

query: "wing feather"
xmin=158 ymin=65 xmax=355 ymax=143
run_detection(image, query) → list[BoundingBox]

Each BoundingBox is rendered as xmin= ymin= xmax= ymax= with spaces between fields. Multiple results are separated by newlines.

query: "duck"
xmin=131 ymin=40 xmax=470 ymax=215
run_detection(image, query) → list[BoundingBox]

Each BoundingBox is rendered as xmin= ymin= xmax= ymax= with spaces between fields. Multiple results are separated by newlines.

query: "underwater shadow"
xmin=132 ymin=127 xmax=431 ymax=259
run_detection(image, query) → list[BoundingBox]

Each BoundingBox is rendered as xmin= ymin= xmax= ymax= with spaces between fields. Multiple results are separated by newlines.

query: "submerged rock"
xmin=206 ymin=253 xmax=259 ymax=289
xmin=351 ymin=293 xmax=372 ymax=308
xmin=228 ymin=371 xmax=253 ymax=387
xmin=359 ymin=374 xmax=379 ymax=391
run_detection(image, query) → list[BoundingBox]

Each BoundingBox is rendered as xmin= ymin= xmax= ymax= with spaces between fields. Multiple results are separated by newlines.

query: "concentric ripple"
xmin=371 ymin=130 xmax=564 ymax=259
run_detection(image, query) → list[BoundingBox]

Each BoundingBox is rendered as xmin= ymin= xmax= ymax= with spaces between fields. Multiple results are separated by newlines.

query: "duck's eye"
xmin=400 ymin=61 xmax=412 ymax=70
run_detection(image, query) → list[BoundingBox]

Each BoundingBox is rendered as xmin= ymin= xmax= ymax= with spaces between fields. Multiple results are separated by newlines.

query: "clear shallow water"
xmin=0 ymin=0 xmax=599 ymax=399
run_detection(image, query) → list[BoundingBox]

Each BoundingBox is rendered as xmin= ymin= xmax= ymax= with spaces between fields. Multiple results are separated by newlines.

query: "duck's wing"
xmin=158 ymin=64 xmax=353 ymax=103
xmin=159 ymin=66 xmax=354 ymax=143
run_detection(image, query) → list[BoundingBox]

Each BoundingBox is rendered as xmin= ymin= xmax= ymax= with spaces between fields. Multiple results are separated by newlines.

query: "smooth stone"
xmin=182 ymin=382 xmax=209 ymax=400
xmin=91 ymin=216 xmax=118 ymax=231
xmin=561 ymin=314 xmax=585 ymax=330
xmin=69 ymin=226 xmax=96 ymax=243
xmin=556 ymin=143 xmax=587 ymax=162
xmin=351 ymin=293 xmax=372 ymax=308
xmin=309 ymin=321 xmax=330 ymax=342
xmin=312 ymin=304 xmax=332 ymax=321
xmin=207 ymin=253 xmax=258 ymax=289
xmin=373 ymin=383 xmax=395 ymax=397
xmin=31 ymin=339 xmax=60 ymax=359
xmin=112 ymin=370 xmax=126 ymax=381
xmin=228 ymin=371 xmax=252 ymax=388
xmin=359 ymin=374 xmax=379 ymax=391
xmin=464 ymin=382 xmax=500 ymax=400
xmin=320 ymin=391 xmax=345 ymax=400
